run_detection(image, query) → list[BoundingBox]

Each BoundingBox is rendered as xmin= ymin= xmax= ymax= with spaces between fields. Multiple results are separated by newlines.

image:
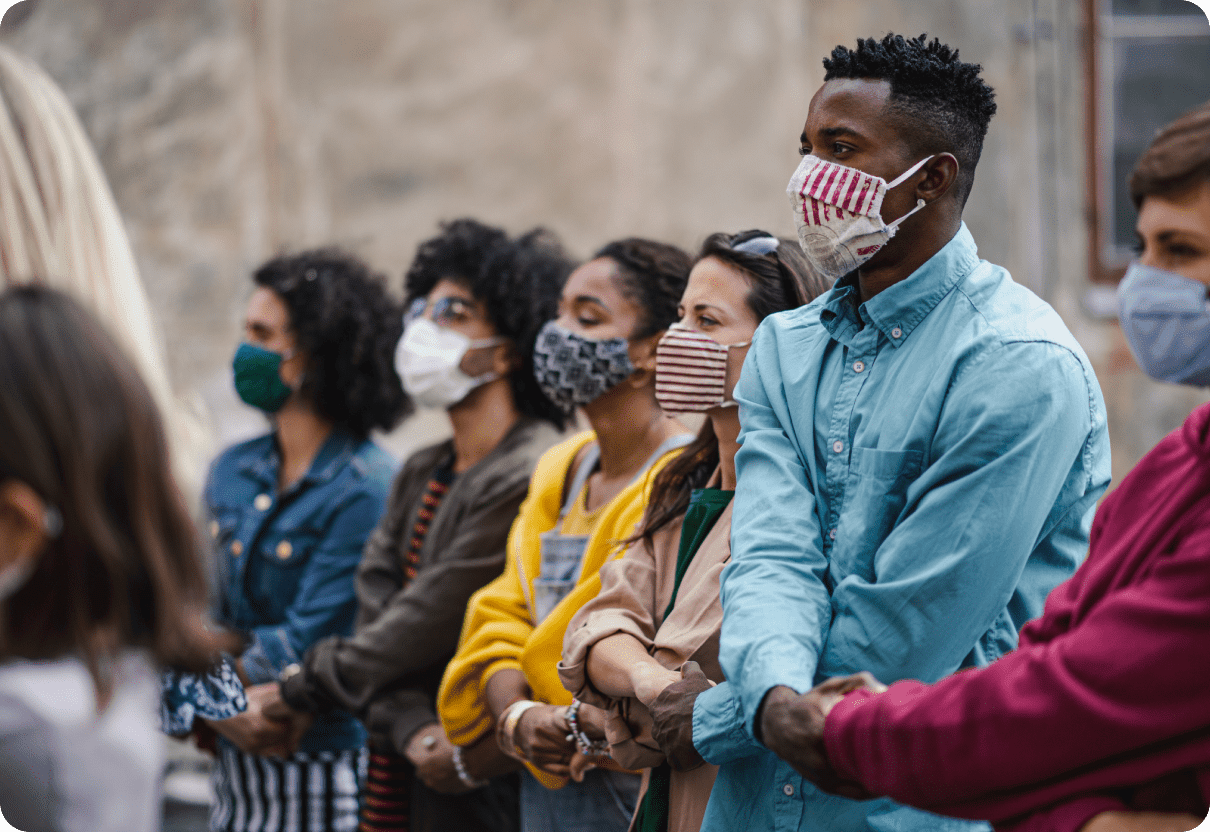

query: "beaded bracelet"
xmin=451 ymin=745 xmax=487 ymax=789
xmin=564 ymin=699 xmax=610 ymax=756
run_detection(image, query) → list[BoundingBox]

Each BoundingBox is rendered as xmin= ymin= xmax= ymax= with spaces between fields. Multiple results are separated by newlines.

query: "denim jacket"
xmin=206 ymin=429 xmax=395 ymax=752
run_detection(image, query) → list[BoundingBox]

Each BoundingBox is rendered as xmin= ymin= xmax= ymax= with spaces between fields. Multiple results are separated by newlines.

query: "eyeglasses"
xmin=404 ymin=295 xmax=479 ymax=327
xmin=731 ymin=235 xmax=780 ymax=256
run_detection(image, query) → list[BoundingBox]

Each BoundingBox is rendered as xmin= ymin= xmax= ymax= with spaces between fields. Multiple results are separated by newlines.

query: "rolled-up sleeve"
xmin=241 ymin=491 xmax=380 ymax=684
xmin=721 ymin=327 xmax=832 ymax=737
xmin=819 ymin=342 xmax=1093 ymax=685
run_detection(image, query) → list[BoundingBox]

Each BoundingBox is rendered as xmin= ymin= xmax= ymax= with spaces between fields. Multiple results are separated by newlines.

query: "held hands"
xmin=497 ymin=700 xmax=609 ymax=780
xmin=631 ymin=661 xmax=684 ymax=710
xmin=649 ymin=661 xmax=713 ymax=772
xmin=406 ymin=724 xmax=473 ymax=795
xmin=1079 ymin=812 xmax=1204 ymax=832
xmin=206 ymin=683 xmax=311 ymax=758
xmin=758 ymin=672 xmax=886 ymax=799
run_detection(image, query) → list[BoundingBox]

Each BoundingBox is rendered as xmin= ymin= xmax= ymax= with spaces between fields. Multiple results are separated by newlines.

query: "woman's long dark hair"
xmin=0 ymin=286 xmax=232 ymax=701
xmin=632 ymin=230 xmax=831 ymax=548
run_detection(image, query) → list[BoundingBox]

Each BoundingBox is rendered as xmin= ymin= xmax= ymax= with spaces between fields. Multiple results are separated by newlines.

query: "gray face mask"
xmin=531 ymin=320 xmax=635 ymax=411
xmin=1118 ymin=262 xmax=1210 ymax=387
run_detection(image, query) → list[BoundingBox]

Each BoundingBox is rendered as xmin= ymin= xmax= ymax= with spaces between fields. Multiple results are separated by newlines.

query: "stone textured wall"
xmin=3 ymin=0 xmax=1201 ymax=481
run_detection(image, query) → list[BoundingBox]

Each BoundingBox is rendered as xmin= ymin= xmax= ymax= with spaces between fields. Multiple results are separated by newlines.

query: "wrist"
xmin=755 ymin=685 xmax=797 ymax=744
xmin=452 ymin=745 xmax=488 ymax=789
xmin=499 ymin=699 xmax=541 ymax=755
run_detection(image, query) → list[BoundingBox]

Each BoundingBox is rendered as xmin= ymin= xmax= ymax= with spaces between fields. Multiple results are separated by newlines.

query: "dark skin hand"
xmin=800 ymin=78 xmax=962 ymax=304
xmin=758 ymin=673 xmax=885 ymax=799
xmin=649 ymin=661 xmax=713 ymax=772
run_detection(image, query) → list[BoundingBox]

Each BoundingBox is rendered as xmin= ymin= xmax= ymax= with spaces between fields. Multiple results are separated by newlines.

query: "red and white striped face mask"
xmin=655 ymin=323 xmax=751 ymax=413
xmin=786 ymin=154 xmax=932 ymax=280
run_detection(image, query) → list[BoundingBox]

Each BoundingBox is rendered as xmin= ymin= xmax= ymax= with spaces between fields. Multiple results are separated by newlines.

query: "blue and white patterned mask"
xmin=1118 ymin=261 xmax=1210 ymax=387
xmin=532 ymin=321 xmax=635 ymax=411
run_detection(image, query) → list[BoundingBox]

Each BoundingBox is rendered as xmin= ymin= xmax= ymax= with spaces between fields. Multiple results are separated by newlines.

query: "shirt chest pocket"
xmin=248 ymin=527 xmax=326 ymax=618
xmin=831 ymin=447 xmax=925 ymax=582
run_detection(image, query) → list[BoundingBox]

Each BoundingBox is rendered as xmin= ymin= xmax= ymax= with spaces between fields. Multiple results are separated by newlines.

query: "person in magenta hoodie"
xmin=773 ymin=101 xmax=1210 ymax=832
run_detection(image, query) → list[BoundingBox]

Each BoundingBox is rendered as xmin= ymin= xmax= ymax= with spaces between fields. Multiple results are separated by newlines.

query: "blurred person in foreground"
xmin=557 ymin=230 xmax=830 ymax=832
xmin=189 ymin=250 xmax=409 ymax=832
xmin=680 ymin=33 xmax=1111 ymax=832
xmin=437 ymin=238 xmax=695 ymax=832
xmin=0 ymin=44 xmax=207 ymax=498
xmin=772 ymin=101 xmax=1210 ymax=832
xmin=0 ymin=286 xmax=231 ymax=832
xmin=258 ymin=219 xmax=574 ymax=832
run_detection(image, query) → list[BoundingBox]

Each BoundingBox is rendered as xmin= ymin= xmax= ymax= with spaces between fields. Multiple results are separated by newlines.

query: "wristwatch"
xmin=279 ymin=663 xmax=302 ymax=683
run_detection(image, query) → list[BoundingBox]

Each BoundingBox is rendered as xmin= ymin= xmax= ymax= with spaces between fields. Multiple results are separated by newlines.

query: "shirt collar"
xmin=238 ymin=429 xmax=363 ymax=493
xmin=820 ymin=223 xmax=980 ymax=348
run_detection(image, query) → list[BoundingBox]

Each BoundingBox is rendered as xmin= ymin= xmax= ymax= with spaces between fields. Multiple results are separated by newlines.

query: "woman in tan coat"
xmin=559 ymin=230 xmax=829 ymax=832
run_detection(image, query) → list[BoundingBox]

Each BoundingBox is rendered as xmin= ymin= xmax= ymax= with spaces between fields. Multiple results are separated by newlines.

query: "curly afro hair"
xmin=404 ymin=218 xmax=576 ymax=429
xmin=823 ymin=33 xmax=997 ymax=205
xmin=254 ymin=248 xmax=410 ymax=437
xmin=592 ymin=238 xmax=692 ymax=340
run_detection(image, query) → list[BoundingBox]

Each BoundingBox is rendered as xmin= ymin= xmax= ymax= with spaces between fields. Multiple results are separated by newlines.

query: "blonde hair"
xmin=0 ymin=46 xmax=207 ymax=496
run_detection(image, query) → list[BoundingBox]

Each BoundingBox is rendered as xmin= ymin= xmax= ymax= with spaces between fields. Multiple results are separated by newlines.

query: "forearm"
xmin=463 ymin=729 xmax=522 ymax=781
xmin=585 ymin=633 xmax=664 ymax=700
xmin=485 ymin=668 xmax=530 ymax=721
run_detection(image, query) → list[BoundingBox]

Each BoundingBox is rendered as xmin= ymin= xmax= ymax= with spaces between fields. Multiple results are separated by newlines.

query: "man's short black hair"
xmin=823 ymin=33 xmax=997 ymax=205
xmin=405 ymin=218 xmax=576 ymax=429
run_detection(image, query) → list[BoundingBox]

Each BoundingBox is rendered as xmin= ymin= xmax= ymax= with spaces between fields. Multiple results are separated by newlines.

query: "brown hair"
xmin=1130 ymin=99 xmax=1210 ymax=209
xmin=632 ymin=231 xmax=832 ymax=547
xmin=0 ymin=286 xmax=231 ymax=700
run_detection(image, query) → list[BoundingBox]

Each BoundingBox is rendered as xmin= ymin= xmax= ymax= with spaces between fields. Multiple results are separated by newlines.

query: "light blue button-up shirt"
xmin=694 ymin=225 xmax=1111 ymax=831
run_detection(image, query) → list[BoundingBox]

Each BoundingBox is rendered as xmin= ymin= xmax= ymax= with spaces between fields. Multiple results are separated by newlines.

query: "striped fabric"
xmin=359 ymin=466 xmax=455 ymax=832
xmin=796 ymin=155 xmax=886 ymax=224
xmin=211 ymin=745 xmax=366 ymax=832
xmin=654 ymin=324 xmax=730 ymax=413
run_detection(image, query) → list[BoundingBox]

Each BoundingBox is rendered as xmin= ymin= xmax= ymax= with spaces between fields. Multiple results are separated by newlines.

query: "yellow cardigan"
xmin=437 ymin=431 xmax=683 ymax=786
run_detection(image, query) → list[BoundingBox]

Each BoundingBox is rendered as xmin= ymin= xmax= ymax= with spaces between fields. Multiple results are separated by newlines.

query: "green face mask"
xmin=232 ymin=342 xmax=295 ymax=413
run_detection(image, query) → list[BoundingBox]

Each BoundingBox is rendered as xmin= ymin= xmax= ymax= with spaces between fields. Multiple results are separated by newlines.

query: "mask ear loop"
xmin=884 ymin=155 xmax=935 ymax=233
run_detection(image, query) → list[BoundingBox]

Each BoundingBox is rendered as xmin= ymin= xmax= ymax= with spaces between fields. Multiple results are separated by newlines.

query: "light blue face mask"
xmin=1118 ymin=262 xmax=1210 ymax=386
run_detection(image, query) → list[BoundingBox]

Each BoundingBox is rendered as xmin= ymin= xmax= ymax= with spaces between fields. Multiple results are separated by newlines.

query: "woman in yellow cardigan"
xmin=437 ymin=238 xmax=694 ymax=832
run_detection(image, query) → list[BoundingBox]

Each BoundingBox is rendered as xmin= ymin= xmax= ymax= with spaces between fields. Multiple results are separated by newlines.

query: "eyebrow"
xmin=692 ymin=302 xmax=726 ymax=315
xmin=801 ymin=125 xmax=867 ymax=143
xmin=573 ymin=294 xmax=607 ymax=307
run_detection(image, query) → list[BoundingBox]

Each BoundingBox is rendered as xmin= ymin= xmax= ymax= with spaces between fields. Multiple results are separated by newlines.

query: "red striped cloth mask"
xmin=655 ymin=322 xmax=750 ymax=412
xmin=786 ymin=154 xmax=933 ymax=280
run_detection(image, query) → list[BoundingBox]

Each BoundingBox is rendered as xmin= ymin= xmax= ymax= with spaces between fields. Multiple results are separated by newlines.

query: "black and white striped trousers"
xmin=210 ymin=743 xmax=368 ymax=832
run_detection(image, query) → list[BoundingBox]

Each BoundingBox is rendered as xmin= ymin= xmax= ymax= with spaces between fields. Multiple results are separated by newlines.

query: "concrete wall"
xmin=3 ymin=0 xmax=1202 ymax=483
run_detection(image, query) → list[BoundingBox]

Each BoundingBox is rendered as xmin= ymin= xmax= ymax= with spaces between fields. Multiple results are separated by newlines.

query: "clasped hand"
xmin=500 ymin=702 xmax=608 ymax=781
xmin=758 ymin=672 xmax=886 ymax=798
xmin=205 ymin=682 xmax=313 ymax=758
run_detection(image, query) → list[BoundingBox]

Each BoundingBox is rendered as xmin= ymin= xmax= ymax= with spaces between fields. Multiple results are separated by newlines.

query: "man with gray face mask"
xmin=258 ymin=219 xmax=574 ymax=832
xmin=646 ymin=33 xmax=1113 ymax=832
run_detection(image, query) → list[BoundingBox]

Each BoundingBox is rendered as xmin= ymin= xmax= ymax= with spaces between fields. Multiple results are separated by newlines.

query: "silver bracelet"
xmin=451 ymin=745 xmax=487 ymax=789
xmin=565 ymin=699 xmax=610 ymax=756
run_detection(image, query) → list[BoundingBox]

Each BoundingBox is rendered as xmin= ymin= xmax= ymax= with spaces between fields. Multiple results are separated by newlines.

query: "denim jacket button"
xmin=231 ymin=541 xmax=243 ymax=556
xmin=254 ymin=493 xmax=272 ymax=511
xmin=276 ymin=540 xmax=293 ymax=559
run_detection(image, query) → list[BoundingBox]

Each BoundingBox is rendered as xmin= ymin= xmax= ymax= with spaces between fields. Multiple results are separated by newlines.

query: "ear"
xmin=0 ymin=481 xmax=51 ymax=569
xmin=626 ymin=331 xmax=662 ymax=389
xmin=917 ymin=153 xmax=960 ymax=204
xmin=490 ymin=341 xmax=519 ymax=377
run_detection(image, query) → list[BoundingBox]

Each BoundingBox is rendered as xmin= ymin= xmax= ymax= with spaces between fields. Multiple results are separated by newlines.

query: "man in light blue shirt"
xmin=649 ymin=33 xmax=1111 ymax=832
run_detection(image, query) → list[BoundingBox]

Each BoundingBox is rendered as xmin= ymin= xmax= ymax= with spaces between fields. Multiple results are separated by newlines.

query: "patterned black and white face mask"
xmin=532 ymin=320 xmax=636 ymax=411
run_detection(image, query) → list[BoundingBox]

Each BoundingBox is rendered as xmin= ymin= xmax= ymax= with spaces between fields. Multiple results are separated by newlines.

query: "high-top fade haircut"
xmin=823 ymin=33 xmax=997 ymax=206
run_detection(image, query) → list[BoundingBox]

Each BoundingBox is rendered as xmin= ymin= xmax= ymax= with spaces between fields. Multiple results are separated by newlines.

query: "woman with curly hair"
xmin=195 ymin=249 xmax=409 ymax=832
xmin=261 ymin=218 xmax=576 ymax=832
xmin=437 ymin=237 xmax=696 ymax=832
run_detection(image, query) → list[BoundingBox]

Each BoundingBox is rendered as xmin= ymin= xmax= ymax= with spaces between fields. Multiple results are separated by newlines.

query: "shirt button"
xmin=254 ymin=493 xmax=272 ymax=511
xmin=891 ymin=327 xmax=903 ymax=339
xmin=853 ymin=361 xmax=865 ymax=373
xmin=783 ymin=784 xmax=795 ymax=796
xmin=231 ymin=540 xmax=243 ymax=556
xmin=276 ymin=540 xmax=293 ymax=560
xmin=832 ymin=440 xmax=844 ymax=454
xmin=829 ymin=528 xmax=837 ymax=540
xmin=209 ymin=520 xmax=219 ymax=538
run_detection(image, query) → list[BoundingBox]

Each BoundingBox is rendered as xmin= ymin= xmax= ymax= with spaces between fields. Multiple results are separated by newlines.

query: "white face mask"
xmin=395 ymin=317 xmax=507 ymax=409
xmin=0 ymin=505 xmax=58 ymax=603
xmin=786 ymin=154 xmax=933 ymax=280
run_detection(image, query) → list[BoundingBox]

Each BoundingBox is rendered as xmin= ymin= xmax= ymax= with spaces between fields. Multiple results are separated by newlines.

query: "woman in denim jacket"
xmin=197 ymin=249 xmax=409 ymax=832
